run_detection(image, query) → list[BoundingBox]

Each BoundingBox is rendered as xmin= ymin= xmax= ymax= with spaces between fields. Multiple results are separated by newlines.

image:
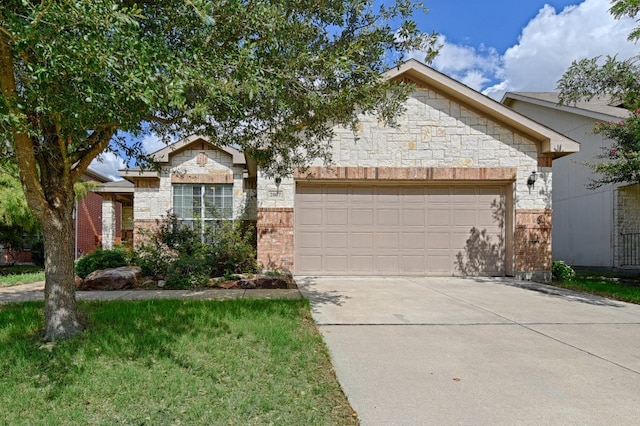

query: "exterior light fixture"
xmin=274 ymin=176 xmax=282 ymax=192
xmin=527 ymin=171 xmax=537 ymax=187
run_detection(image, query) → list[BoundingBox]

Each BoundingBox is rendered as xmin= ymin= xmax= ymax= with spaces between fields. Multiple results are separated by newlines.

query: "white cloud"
xmin=89 ymin=152 xmax=126 ymax=181
xmin=141 ymin=133 xmax=167 ymax=154
xmin=429 ymin=37 xmax=503 ymax=91
xmin=425 ymin=0 xmax=637 ymax=100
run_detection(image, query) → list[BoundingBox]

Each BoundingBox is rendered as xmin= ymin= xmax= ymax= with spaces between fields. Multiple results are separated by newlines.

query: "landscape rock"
xmin=80 ymin=266 xmax=142 ymax=291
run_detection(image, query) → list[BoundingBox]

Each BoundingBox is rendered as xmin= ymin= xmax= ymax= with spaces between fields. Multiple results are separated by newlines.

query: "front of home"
xmin=255 ymin=61 xmax=578 ymax=282
xmin=101 ymin=60 xmax=578 ymax=282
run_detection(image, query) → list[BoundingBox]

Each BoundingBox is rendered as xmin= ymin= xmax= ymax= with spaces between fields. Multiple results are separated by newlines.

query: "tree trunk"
xmin=41 ymin=206 xmax=83 ymax=340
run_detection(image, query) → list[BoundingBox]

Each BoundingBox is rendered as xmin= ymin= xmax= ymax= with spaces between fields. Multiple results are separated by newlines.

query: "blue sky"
xmin=91 ymin=0 xmax=638 ymax=178
xmin=410 ymin=0 xmax=637 ymax=98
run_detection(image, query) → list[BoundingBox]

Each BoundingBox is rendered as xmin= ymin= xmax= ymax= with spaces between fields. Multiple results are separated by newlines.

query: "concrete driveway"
xmin=297 ymin=276 xmax=640 ymax=425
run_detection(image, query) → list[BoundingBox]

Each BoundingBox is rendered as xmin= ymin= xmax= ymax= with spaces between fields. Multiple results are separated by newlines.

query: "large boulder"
xmin=80 ymin=266 xmax=142 ymax=290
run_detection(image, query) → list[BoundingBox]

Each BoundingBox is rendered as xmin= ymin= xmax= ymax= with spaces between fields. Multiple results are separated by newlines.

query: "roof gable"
xmin=149 ymin=135 xmax=245 ymax=165
xmin=385 ymin=60 xmax=579 ymax=158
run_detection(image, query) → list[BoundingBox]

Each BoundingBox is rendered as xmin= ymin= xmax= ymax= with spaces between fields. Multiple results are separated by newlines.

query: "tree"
xmin=557 ymin=0 xmax=640 ymax=188
xmin=0 ymin=1 xmax=437 ymax=339
xmin=0 ymin=160 xmax=40 ymax=264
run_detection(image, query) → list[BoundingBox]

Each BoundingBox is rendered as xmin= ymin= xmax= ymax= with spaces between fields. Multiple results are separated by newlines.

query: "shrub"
xmin=552 ymin=260 xmax=575 ymax=282
xmin=205 ymin=220 xmax=257 ymax=278
xmin=75 ymin=247 xmax=129 ymax=278
xmin=165 ymin=255 xmax=210 ymax=289
xmin=130 ymin=212 xmax=257 ymax=288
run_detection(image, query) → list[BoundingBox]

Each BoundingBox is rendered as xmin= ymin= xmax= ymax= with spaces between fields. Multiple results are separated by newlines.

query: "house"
xmin=256 ymin=60 xmax=578 ymax=281
xmin=106 ymin=136 xmax=256 ymax=247
xmin=103 ymin=60 xmax=579 ymax=282
xmin=502 ymin=92 xmax=638 ymax=268
xmin=0 ymin=166 xmax=122 ymax=264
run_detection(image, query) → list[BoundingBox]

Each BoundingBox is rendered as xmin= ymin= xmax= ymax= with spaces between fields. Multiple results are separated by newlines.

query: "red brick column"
xmin=256 ymin=208 xmax=294 ymax=270
xmin=514 ymin=209 xmax=552 ymax=282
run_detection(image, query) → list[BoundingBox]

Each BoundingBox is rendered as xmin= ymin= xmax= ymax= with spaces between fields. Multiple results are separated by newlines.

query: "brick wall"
xmin=256 ymin=208 xmax=294 ymax=270
xmin=76 ymin=191 xmax=103 ymax=256
xmin=514 ymin=209 xmax=552 ymax=282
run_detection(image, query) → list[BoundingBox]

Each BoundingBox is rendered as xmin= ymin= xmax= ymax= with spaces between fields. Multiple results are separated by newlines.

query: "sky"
xmin=90 ymin=0 xmax=638 ymax=179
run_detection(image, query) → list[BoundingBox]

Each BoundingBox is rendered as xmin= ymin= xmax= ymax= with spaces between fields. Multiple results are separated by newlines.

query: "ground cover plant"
xmin=552 ymin=266 xmax=640 ymax=304
xmin=0 ymin=265 xmax=44 ymax=287
xmin=0 ymin=298 xmax=358 ymax=425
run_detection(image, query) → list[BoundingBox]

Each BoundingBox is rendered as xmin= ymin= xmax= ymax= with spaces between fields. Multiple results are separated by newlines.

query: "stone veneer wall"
xmin=615 ymin=184 xmax=640 ymax=266
xmin=256 ymin=85 xmax=553 ymax=279
xmin=133 ymin=147 xmax=252 ymax=243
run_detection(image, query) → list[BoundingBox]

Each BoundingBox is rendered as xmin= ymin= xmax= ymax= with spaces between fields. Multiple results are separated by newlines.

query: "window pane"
xmin=173 ymin=184 xmax=232 ymax=222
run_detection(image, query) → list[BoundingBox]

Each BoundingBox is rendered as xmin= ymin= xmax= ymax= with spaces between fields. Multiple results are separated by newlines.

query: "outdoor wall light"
xmin=274 ymin=176 xmax=282 ymax=191
xmin=527 ymin=171 xmax=537 ymax=187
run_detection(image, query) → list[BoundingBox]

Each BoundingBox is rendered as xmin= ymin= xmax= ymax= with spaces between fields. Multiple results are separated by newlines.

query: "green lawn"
xmin=0 ymin=299 xmax=358 ymax=425
xmin=0 ymin=265 xmax=45 ymax=287
xmin=552 ymin=268 xmax=640 ymax=304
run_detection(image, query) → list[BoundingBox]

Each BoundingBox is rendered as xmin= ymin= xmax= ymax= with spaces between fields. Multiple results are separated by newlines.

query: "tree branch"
xmin=70 ymin=128 xmax=116 ymax=182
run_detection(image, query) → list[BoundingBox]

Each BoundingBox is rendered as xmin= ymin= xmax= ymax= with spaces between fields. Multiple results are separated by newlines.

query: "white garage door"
xmin=294 ymin=183 xmax=506 ymax=276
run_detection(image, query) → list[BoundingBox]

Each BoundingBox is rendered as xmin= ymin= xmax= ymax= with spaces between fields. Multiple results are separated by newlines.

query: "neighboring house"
xmin=76 ymin=168 xmax=124 ymax=258
xmin=502 ymin=92 xmax=639 ymax=268
xmin=102 ymin=60 xmax=578 ymax=282
xmin=0 ymin=166 xmax=122 ymax=264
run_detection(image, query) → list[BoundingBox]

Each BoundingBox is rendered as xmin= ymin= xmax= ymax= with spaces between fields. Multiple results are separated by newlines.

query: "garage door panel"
xmin=325 ymin=255 xmax=348 ymax=272
xmin=377 ymin=209 xmax=400 ymax=226
xmin=403 ymin=232 xmax=425 ymax=249
xmin=297 ymin=255 xmax=322 ymax=273
xmin=352 ymin=186 xmax=374 ymax=203
xmin=352 ymin=209 xmax=374 ymax=225
xmin=428 ymin=209 xmax=450 ymax=226
xmin=326 ymin=209 xmax=348 ymax=226
xmin=325 ymin=232 xmax=348 ymax=249
xmin=351 ymin=232 xmax=373 ymax=248
xmin=403 ymin=256 xmax=426 ymax=273
xmin=295 ymin=183 xmax=506 ymax=276
xmin=377 ymin=232 xmax=399 ymax=249
xmin=298 ymin=231 xmax=323 ymax=249
xmin=298 ymin=208 xmax=323 ymax=226
xmin=427 ymin=232 xmax=450 ymax=249
xmin=453 ymin=209 xmax=477 ymax=226
xmin=351 ymin=256 xmax=374 ymax=272
xmin=403 ymin=209 xmax=425 ymax=226
xmin=377 ymin=256 xmax=399 ymax=273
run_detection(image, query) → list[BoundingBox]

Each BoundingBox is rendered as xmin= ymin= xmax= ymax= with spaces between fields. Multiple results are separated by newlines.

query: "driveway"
xmin=297 ymin=276 xmax=640 ymax=425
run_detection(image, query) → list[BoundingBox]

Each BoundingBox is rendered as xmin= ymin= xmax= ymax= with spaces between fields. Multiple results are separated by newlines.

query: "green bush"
xmin=165 ymin=255 xmax=211 ymax=289
xmin=129 ymin=213 xmax=257 ymax=288
xmin=552 ymin=260 xmax=575 ymax=282
xmin=205 ymin=220 xmax=257 ymax=278
xmin=75 ymin=247 xmax=129 ymax=278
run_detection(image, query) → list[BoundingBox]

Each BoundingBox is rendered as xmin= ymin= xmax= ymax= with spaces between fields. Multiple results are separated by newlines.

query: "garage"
xmin=294 ymin=183 xmax=507 ymax=276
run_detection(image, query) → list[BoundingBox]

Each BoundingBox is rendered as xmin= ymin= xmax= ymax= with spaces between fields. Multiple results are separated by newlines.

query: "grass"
xmin=552 ymin=268 xmax=640 ymax=304
xmin=0 ymin=298 xmax=358 ymax=425
xmin=0 ymin=265 xmax=45 ymax=287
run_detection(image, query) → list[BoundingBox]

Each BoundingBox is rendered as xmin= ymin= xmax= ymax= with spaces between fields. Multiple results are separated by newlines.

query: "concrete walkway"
xmin=298 ymin=276 xmax=640 ymax=426
xmin=0 ymin=281 xmax=302 ymax=303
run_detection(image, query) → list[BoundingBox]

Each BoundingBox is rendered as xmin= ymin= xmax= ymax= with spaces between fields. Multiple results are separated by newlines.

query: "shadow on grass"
xmin=462 ymin=277 xmax=626 ymax=307
xmin=0 ymin=298 xmax=308 ymax=402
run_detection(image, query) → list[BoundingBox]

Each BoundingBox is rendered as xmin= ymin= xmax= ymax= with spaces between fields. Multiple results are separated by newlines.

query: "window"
xmin=172 ymin=184 xmax=233 ymax=230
